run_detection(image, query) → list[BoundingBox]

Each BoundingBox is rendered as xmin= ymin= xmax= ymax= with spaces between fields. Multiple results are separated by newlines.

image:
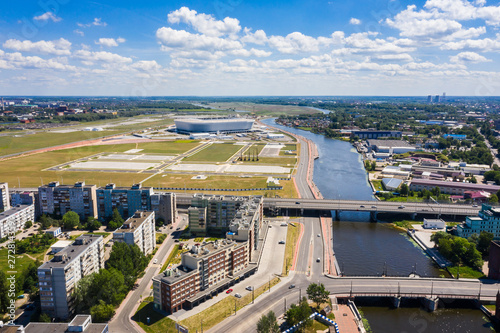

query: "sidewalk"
xmin=332 ymin=304 xmax=359 ymax=333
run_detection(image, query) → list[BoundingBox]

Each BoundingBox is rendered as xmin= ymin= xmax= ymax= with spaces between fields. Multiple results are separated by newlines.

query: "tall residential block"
xmin=151 ymin=192 xmax=177 ymax=224
xmin=113 ymin=211 xmax=156 ymax=255
xmin=0 ymin=182 xmax=10 ymax=211
xmin=96 ymin=183 xmax=153 ymax=221
xmin=38 ymin=181 xmax=97 ymax=219
xmin=0 ymin=204 xmax=35 ymax=238
xmin=38 ymin=235 xmax=104 ymax=319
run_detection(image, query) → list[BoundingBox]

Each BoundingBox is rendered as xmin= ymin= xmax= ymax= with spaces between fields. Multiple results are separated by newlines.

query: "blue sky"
xmin=1 ymin=0 xmax=500 ymax=96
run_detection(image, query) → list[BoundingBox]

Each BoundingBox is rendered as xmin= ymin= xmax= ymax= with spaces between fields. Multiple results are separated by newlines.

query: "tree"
xmin=86 ymin=217 xmax=102 ymax=231
xmin=39 ymin=313 xmax=52 ymax=322
xmin=39 ymin=214 xmax=53 ymax=229
xmin=489 ymin=194 xmax=499 ymax=204
xmin=257 ymin=311 xmax=280 ymax=333
xmin=108 ymin=208 xmax=124 ymax=230
xmin=400 ymin=183 xmax=409 ymax=197
xmin=106 ymin=242 xmax=148 ymax=289
xmin=62 ymin=211 xmax=80 ymax=230
xmin=285 ymin=297 xmax=312 ymax=330
xmin=306 ymin=283 xmax=329 ymax=306
xmin=0 ymin=270 xmax=9 ymax=313
xmin=24 ymin=221 xmax=32 ymax=229
xmin=477 ymin=231 xmax=494 ymax=257
xmin=90 ymin=300 xmax=115 ymax=323
xmin=430 ymin=231 xmax=450 ymax=246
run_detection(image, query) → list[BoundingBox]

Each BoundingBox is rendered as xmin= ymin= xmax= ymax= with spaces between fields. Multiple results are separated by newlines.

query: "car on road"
xmin=246 ymin=286 xmax=254 ymax=291
xmin=295 ymin=202 xmax=300 ymax=204
xmin=153 ymin=259 xmax=158 ymax=264
xmin=289 ymin=284 xmax=295 ymax=289
xmin=398 ymin=205 xmax=405 ymax=209
xmin=234 ymin=293 xmax=242 ymax=298
xmin=473 ymin=204 xmax=478 ymax=207
xmin=278 ymin=240 xmax=285 ymax=244
xmin=280 ymin=223 xmax=288 ymax=226
xmin=176 ymin=227 xmax=180 ymax=230
xmin=360 ymin=205 xmax=365 ymax=208
xmin=226 ymin=289 xmax=233 ymax=294
xmin=371 ymin=205 xmax=376 ymax=208
xmin=317 ymin=234 xmax=320 ymax=237
xmin=316 ymin=258 xmax=321 ymax=262
xmin=17 ymin=295 xmax=25 ymax=299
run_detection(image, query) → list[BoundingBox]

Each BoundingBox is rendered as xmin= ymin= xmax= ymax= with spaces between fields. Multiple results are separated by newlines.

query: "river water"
xmin=261 ymin=118 xmax=494 ymax=333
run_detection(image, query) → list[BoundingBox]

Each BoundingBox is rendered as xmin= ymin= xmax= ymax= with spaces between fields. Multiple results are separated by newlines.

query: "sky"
xmin=1 ymin=0 xmax=500 ymax=96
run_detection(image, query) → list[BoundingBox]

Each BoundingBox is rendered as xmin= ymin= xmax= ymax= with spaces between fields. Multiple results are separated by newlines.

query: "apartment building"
xmin=153 ymin=239 xmax=252 ymax=313
xmin=38 ymin=235 xmax=104 ymax=319
xmin=151 ymin=192 xmax=177 ymax=224
xmin=189 ymin=194 xmax=263 ymax=237
xmin=0 ymin=204 xmax=35 ymax=238
xmin=38 ymin=181 xmax=97 ymax=219
xmin=0 ymin=182 xmax=10 ymax=211
xmin=113 ymin=211 xmax=156 ymax=255
xmin=96 ymin=183 xmax=153 ymax=221
xmin=25 ymin=314 xmax=108 ymax=333
xmin=457 ymin=204 xmax=500 ymax=238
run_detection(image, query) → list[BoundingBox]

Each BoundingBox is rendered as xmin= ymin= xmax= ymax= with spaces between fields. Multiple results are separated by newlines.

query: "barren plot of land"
xmin=167 ymin=164 xmax=221 ymax=172
xmin=125 ymin=149 xmax=144 ymax=153
xmin=100 ymin=154 xmax=139 ymax=160
xmin=69 ymin=161 xmax=159 ymax=170
xmin=259 ymin=143 xmax=284 ymax=157
xmin=182 ymin=143 xmax=242 ymax=162
xmin=226 ymin=165 xmax=291 ymax=174
xmin=134 ymin=155 xmax=174 ymax=161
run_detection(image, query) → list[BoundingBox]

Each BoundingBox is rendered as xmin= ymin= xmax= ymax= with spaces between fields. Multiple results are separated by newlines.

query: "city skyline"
xmin=2 ymin=0 xmax=500 ymax=96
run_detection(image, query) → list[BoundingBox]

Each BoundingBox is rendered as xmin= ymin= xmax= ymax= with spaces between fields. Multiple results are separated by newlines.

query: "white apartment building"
xmin=0 ymin=204 xmax=35 ymax=238
xmin=113 ymin=211 xmax=156 ymax=255
xmin=0 ymin=182 xmax=10 ymax=211
xmin=38 ymin=235 xmax=104 ymax=319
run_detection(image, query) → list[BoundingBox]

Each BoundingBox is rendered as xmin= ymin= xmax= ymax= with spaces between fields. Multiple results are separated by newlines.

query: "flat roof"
xmin=120 ymin=211 xmax=154 ymax=232
xmin=51 ymin=240 xmax=72 ymax=248
xmin=0 ymin=204 xmax=32 ymax=220
xmin=39 ymin=235 xmax=102 ymax=270
xmin=410 ymin=179 xmax=500 ymax=191
xmin=25 ymin=323 xmax=108 ymax=333
xmin=367 ymin=139 xmax=415 ymax=148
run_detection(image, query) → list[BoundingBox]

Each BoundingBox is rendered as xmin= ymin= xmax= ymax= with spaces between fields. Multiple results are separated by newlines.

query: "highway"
xmin=109 ymin=219 xmax=187 ymax=333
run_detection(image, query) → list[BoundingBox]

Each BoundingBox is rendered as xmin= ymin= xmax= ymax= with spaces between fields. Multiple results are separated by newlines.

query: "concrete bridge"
xmin=323 ymin=276 xmax=499 ymax=311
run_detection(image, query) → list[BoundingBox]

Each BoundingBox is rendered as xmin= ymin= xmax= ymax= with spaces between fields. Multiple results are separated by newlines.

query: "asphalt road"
xmin=108 ymin=220 xmax=187 ymax=333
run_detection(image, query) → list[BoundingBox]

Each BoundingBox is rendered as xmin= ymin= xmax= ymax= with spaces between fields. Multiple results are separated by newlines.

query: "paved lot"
xmin=69 ymin=160 xmax=160 ymax=170
xmin=226 ymin=164 xmax=291 ymax=174
xmin=259 ymin=143 xmax=284 ymax=157
xmin=124 ymin=149 xmax=144 ymax=153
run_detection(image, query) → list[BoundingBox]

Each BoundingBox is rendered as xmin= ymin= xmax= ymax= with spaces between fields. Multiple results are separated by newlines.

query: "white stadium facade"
xmin=174 ymin=118 xmax=255 ymax=134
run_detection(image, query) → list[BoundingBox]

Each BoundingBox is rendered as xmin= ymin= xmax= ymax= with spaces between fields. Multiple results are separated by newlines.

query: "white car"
xmin=153 ymin=259 xmax=158 ymax=264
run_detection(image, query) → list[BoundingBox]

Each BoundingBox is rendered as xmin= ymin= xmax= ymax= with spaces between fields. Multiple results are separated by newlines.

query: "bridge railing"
xmin=333 ymin=292 xmax=479 ymax=299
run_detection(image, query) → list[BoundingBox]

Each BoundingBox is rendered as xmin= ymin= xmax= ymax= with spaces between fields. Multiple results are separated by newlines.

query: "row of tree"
xmin=39 ymin=207 xmax=126 ymax=232
xmin=431 ymin=231 xmax=493 ymax=270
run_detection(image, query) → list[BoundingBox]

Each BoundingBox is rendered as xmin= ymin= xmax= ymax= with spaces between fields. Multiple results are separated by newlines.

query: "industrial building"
xmin=0 ymin=204 xmax=35 ymax=238
xmin=409 ymin=179 xmax=500 ymax=195
xmin=113 ymin=211 xmax=156 ymax=255
xmin=366 ymin=139 xmax=416 ymax=154
xmin=38 ymin=181 xmax=98 ymax=219
xmin=351 ymin=130 xmax=402 ymax=139
xmin=175 ymin=117 xmax=254 ymax=134
xmin=96 ymin=183 xmax=153 ymax=221
xmin=38 ymin=235 xmax=104 ymax=319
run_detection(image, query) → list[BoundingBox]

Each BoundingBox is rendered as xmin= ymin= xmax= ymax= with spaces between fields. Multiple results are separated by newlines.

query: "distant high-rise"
xmin=0 ymin=183 xmax=10 ymax=211
xmin=434 ymin=95 xmax=441 ymax=103
xmin=427 ymin=95 xmax=432 ymax=103
xmin=442 ymin=92 xmax=446 ymax=102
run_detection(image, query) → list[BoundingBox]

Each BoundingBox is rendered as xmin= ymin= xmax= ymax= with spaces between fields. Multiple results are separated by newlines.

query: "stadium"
xmin=174 ymin=118 xmax=255 ymax=134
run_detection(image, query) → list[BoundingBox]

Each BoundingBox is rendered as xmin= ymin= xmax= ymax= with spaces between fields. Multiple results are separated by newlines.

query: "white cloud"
xmin=78 ymin=18 xmax=107 ymax=28
xmin=349 ymin=18 xmax=361 ymax=25
xmin=441 ymin=37 xmax=500 ymax=51
xmin=268 ymin=32 xmax=333 ymax=54
xmin=229 ymin=48 xmax=272 ymax=57
xmin=74 ymin=30 xmax=84 ymax=37
xmin=450 ymin=51 xmax=491 ymax=62
xmin=74 ymin=50 xmax=132 ymax=64
xmin=167 ymin=6 xmax=241 ymax=37
xmin=33 ymin=12 xmax=61 ymax=22
xmin=241 ymin=29 xmax=268 ymax=45
xmin=3 ymin=38 xmax=71 ymax=56
xmin=95 ymin=38 xmax=126 ymax=47
xmin=131 ymin=60 xmax=161 ymax=71
xmin=156 ymin=27 xmax=242 ymax=52
xmin=0 ymin=51 xmax=76 ymax=71
xmin=425 ymin=0 xmax=500 ymax=26
xmin=372 ymin=53 xmax=414 ymax=62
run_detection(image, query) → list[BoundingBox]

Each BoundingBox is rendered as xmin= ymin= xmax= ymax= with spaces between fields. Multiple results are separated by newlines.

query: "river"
xmin=261 ymin=118 xmax=494 ymax=333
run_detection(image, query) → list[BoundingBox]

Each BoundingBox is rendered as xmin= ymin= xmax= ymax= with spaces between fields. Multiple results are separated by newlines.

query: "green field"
xmin=279 ymin=144 xmax=298 ymax=155
xmin=133 ymin=140 xmax=200 ymax=154
xmin=240 ymin=156 xmax=297 ymax=167
xmin=0 ymin=248 xmax=36 ymax=280
xmin=182 ymin=143 xmax=243 ymax=162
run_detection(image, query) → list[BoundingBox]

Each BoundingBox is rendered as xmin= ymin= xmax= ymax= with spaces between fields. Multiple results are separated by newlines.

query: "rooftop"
xmin=25 ymin=322 xmax=108 ymax=333
xmin=120 ymin=211 xmax=154 ymax=232
xmin=410 ymin=179 xmax=500 ymax=191
xmin=39 ymin=235 xmax=102 ymax=269
xmin=0 ymin=204 xmax=33 ymax=220
xmin=367 ymin=139 xmax=415 ymax=148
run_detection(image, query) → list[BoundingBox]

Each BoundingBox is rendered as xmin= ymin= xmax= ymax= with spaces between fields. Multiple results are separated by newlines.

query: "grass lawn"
xmin=0 ymin=248 xmax=37 ymax=281
xmin=132 ymin=297 xmax=178 ymax=333
xmin=448 ymin=265 xmax=486 ymax=279
xmin=0 ymin=130 xmax=118 ymax=156
xmin=371 ymin=180 xmax=383 ymax=191
xmin=279 ymin=144 xmax=298 ymax=156
xmin=240 ymin=156 xmax=297 ymax=167
xmin=179 ymin=277 xmax=281 ymax=332
xmin=183 ymin=143 xmax=243 ymax=162
xmin=160 ymin=246 xmax=181 ymax=272
xmin=283 ymin=222 xmax=300 ymax=275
